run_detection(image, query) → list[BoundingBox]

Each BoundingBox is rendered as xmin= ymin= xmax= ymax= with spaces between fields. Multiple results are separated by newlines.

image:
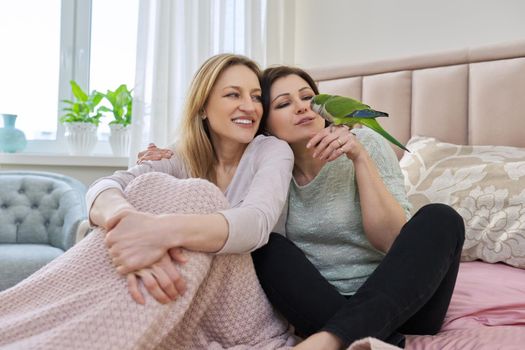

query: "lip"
xmin=295 ymin=116 xmax=315 ymax=125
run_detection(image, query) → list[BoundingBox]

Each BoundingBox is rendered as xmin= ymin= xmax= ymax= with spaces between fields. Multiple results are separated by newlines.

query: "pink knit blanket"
xmin=0 ymin=172 xmax=397 ymax=350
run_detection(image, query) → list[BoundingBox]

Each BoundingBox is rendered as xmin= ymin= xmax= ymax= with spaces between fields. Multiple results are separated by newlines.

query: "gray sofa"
xmin=0 ymin=171 xmax=87 ymax=291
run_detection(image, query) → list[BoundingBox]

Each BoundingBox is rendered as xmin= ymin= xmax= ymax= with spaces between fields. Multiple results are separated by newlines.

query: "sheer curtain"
xmin=129 ymin=0 xmax=293 ymax=165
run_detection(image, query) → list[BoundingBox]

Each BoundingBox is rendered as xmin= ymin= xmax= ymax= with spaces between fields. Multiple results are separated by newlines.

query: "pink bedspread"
xmin=405 ymin=261 xmax=525 ymax=349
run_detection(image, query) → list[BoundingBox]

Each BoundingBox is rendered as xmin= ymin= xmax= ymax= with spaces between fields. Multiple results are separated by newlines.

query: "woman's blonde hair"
xmin=176 ymin=54 xmax=261 ymax=182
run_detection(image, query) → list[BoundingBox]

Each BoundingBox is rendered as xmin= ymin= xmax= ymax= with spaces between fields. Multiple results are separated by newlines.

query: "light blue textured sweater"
xmin=285 ymin=128 xmax=411 ymax=295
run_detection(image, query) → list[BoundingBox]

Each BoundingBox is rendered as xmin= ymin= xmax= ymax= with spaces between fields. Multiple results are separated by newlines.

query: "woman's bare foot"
xmin=293 ymin=331 xmax=344 ymax=350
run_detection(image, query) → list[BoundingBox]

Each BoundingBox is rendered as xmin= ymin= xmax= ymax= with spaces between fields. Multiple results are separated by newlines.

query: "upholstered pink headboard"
xmin=308 ymin=40 xmax=525 ymax=158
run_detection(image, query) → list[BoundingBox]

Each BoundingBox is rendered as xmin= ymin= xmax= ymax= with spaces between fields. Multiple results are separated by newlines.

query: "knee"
xmin=125 ymin=172 xmax=173 ymax=200
xmin=129 ymin=171 xmax=172 ymax=187
xmin=416 ymin=203 xmax=465 ymax=246
xmin=125 ymin=172 xmax=229 ymax=213
xmin=129 ymin=172 xmax=220 ymax=193
xmin=418 ymin=203 xmax=461 ymax=223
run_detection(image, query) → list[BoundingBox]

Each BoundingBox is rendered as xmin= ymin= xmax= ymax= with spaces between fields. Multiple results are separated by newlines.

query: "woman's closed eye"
xmin=275 ymin=101 xmax=291 ymax=109
xmin=275 ymin=95 xmax=313 ymax=109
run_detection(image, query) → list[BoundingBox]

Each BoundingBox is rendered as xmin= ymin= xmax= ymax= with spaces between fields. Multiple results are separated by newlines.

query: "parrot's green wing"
xmin=323 ymin=96 xmax=370 ymax=119
xmin=358 ymin=118 xmax=410 ymax=152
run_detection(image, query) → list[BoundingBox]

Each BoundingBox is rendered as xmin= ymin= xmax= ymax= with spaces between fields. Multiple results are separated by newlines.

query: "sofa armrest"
xmin=75 ymin=219 xmax=92 ymax=243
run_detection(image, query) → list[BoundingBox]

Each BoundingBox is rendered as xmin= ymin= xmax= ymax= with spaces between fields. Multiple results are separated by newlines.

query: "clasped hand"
xmin=127 ymin=249 xmax=188 ymax=305
xmin=307 ymin=125 xmax=364 ymax=162
xmin=104 ymin=209 xmax=187 ymax=304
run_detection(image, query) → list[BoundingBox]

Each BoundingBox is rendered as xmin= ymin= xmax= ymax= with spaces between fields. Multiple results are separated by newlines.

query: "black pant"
xmin=252 ymin=203 xmax=465 ymax=348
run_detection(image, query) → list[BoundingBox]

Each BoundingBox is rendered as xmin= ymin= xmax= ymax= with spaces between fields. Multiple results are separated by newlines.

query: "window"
xmin=0 ymin=0 xmax=138 ymax=154
xmin=0 ymin=0 xmax=61 ymax=141
xmin=90 ymin=0 xmax=139 ymax=141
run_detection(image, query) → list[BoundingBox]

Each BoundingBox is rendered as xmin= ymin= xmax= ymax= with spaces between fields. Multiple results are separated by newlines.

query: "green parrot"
xmin=311 ymin=94 xmax=409 ymax=152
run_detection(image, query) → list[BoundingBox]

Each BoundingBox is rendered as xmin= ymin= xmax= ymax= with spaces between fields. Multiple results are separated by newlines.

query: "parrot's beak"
xmin=310 ymin=100 xmax=321 ymax=115
xmin=311 ymin=100 xmax=332 ymax=122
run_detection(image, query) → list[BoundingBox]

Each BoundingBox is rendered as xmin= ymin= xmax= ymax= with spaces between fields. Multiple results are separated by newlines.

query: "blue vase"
xmin=0 ymin=114 xmax=27 ymax=153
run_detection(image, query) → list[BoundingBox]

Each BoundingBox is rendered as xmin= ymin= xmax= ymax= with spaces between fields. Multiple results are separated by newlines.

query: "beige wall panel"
xmin=412 ymin=65 xmax=469 ymax=144
xmin=469 ymin=57 xmax=525 ymax=147
xmin=317 ymin=77 xmax=362 ymax=101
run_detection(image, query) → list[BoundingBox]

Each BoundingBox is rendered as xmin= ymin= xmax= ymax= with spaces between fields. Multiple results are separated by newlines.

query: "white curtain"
xmin=129 ymin=0 xmax=293 ymax=166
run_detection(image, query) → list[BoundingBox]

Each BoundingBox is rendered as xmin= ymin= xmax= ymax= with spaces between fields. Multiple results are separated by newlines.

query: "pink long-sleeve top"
xmin=85 ymin=135 xmax=294 ymax=254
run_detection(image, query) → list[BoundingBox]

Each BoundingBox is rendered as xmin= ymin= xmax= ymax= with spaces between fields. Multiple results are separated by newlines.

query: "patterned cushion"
xmin=399 ymin=136 xmax=525 ymax=268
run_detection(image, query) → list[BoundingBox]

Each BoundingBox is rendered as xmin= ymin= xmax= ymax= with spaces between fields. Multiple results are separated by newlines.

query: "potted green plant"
xmin=99 ymin=84 xmax=133 ymax=157
xmin=60 ymin=81 xmax=104 ymax=155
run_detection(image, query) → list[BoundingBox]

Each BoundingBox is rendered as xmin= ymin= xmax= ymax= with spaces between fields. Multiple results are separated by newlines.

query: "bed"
xmin=308 ymin=40 xmax=525 ymax=349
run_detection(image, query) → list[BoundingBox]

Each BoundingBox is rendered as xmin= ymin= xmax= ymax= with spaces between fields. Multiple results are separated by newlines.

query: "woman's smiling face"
xmin=204 ymin=64 xmax=263 ymax=146
xmin=265 ymin=74 xmax=325 ymax=144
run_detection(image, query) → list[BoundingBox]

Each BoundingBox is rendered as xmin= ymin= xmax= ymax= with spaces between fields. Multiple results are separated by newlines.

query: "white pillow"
xmin=400 ymin=136 xmax=525 ymax=268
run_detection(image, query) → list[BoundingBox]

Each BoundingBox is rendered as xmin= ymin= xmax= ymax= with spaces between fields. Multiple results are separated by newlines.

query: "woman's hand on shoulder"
xmin=137 ymin=143 xmax=173 ymax=164
xmin=307 ymin=125 xmax=366 ymax=162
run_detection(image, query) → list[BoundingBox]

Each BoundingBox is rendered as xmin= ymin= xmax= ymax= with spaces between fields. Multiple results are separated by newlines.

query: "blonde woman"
xmin=88 ymin=54 xmax=294 ymax=303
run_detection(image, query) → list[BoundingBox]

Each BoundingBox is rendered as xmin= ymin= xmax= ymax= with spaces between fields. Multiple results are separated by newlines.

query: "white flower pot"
xmin=109 ymin=124 xmax=131 ymax=157
xmin=64 ymin=122 xmax=98 ymax=155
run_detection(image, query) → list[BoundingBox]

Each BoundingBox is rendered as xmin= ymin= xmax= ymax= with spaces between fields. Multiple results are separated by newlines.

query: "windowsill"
xmin=0 ymin=152 xmax=129 ymax=167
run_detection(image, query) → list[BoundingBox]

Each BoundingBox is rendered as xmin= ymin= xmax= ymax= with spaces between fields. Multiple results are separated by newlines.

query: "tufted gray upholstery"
xmin=0 ymin=171 xmax=87 ymax=290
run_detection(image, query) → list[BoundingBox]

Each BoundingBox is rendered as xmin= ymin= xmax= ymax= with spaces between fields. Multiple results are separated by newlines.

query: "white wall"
xmin=293 ymin=0 xmax=525 ymax=69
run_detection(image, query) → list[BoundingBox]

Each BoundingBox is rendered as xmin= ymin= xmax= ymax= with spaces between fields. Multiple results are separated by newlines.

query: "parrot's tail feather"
xmin=359 ymin=119 xmax=410 ymax=152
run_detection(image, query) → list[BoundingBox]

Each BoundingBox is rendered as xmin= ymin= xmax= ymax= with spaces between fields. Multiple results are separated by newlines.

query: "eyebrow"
xmin=271 ymin=86 xmax=313 ymax=103
xmin=223 ymin=85 xmax=261 ymax=93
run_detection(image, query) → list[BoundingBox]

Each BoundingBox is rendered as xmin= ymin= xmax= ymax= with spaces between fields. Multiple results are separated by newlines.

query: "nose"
xmin=239 ymin=94 xmax=257 ymax=113
xmin=296 ymin=99 xmax=309 ymax=114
